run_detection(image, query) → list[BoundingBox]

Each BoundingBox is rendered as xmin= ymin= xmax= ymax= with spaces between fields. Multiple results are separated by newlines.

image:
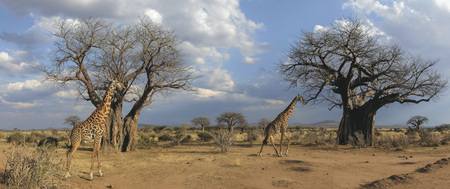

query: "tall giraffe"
xmin=258 ymin=94 xmax=306 ymax=157
xmin=64 ymin=79 xmax=123 ymax=181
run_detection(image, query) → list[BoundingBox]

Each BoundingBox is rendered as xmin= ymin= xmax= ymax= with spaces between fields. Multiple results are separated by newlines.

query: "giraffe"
xmin=258 ymin=94 xmax=306 ymax=157
xmin=64 ymin=79 xmax=123 ymax=181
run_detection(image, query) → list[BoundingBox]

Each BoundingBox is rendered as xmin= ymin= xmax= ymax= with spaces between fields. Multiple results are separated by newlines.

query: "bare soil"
xmin=1 ymin=142 xmax=449 ymax=189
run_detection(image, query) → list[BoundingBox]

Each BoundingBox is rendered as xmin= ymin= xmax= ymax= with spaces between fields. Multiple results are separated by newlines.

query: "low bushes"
xmin=198 ymin=132 xmax=214 ymax=142
xmin=2 ymin=144 xmax=64 ymax=188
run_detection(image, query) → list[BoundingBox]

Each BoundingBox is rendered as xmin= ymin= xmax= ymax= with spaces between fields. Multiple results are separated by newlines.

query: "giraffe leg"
xmin=270 ymin=136 xmax=280 ymax=157
xmin=97 ymin=137 xmax=103 ymax=177
xmin=90 ymin=137 xmax=102 ymax=181
xmin=279 ymin=133 xmax=284 ymax=157
xmin=258 ymin=137 xmax=268 ymax=157
xmin=284 ymin=132 xmax=290 ymax=155
xmin=65 ymin=139 xmax=81 ymax=179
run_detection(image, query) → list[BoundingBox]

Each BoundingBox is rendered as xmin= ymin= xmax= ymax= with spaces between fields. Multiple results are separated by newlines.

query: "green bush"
xmin=181 ymin=135 xmax=191 ymax=143
xmin=158 ymin=133 xmax=173 ymax=142
xmin=153 ymin=126 xmax=167 ymax=133
xmin=136 ymin=133 xmax=155 ymax=149
xmin=38 ymin=137 xmax=58 ymax=148
xmin=7 ymin=132 xmax=26 ymax=145
xmin=26 ymin=132 xmax=47 ymax=144
xmin=198 ymin=132 xmax=214 ymax=142
xmin=139 ymin=125 xmax=154 ymax=133
xmin=435 ymin=124 xmax=450 ymax=132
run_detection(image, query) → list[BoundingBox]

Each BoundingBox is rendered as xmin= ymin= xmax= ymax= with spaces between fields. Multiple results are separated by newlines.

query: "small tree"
xmin=407 ymin=115 xmax=429 ymax=130
xmin=191 ymin=117 xmax=211 ymax=131
xmin=258 ymin=118 xmax=270 ymax=130
xmin=216 ymin=112 xmax=248 ymax=132
xmin=64 ymin=115 xmax=81 ymax=126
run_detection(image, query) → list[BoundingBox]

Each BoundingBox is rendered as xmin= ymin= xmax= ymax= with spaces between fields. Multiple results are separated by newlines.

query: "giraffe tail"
xmin=65 ymin=129 xmax=73 ymax=149
xmin=262 ymin=138 xmax=268 ymax=145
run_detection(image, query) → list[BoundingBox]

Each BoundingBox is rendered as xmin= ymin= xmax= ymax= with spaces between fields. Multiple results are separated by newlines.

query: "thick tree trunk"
xmin=103 ymin=100 xmax=124 ymax=152
xmin=122 ymin=113 xmax=139 ymax=152
xmin=337 ymin=107 xmax=376 ymax=145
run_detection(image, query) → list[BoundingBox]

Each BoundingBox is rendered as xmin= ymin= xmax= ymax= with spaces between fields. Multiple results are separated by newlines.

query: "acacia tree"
xmin=279 ymin=17 xmax=447 ymax=145
xmin=407 ymin=115 xmax=429 ymax=130
xmin=258 ymin=118 xmax=270 ymax=130
xmin=41 ymin=17 xmax=198 ymax=152
xmin=191 ymin=117 xmax=211 ymax=131
xmin=64 ymin=115 xmax=81 ymax=126
xmin=216 ymin=112 xmax=248 ymax=132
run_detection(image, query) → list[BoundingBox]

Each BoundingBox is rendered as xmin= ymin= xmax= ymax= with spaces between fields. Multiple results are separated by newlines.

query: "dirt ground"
xmin=1 ymin=141 xmax=449 ymax=189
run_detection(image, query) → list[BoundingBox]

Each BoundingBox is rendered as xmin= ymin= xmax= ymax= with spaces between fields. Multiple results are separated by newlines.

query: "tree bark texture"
xmin=337 ymin=107 xmax=375 ymax=145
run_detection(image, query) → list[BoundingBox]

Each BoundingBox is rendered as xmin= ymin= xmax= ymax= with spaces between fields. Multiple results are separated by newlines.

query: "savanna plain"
xmin=0 ymin=126 xmax=449 ymax=189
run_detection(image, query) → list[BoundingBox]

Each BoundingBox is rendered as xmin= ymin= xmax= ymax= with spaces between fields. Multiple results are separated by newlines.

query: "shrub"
xmin=197 ymin=132 xmax=214 ymax=142
xmin=405 ymin=126 xmax=417 ymax=135
xmin=290 ymin=131 xmax=303 ymax=142
xmin=153 ymin=126 xmax=167 ymax=133
xmin=440 ymin=132 xmax=450 ymax=145
xmin=418 ymin=129 xmax=440 ymax=147
xmin=316 ymin=128 xmax=333 ymax=145
xmin=38 ymin=137 xmax=58 ymax=148
xmin=376 ymin=134 xmax=410 ymax=149
xmin=26 ymin=132 xmax=47 ymax=144
xmin=303 ymin=132 xmax=319 ymax=145
xmin=181 ymin=135 xmax=192 ymax=143
xmin=213 ymin=130 xmax=236 ymax=153
xmin=374 ymin=128 xmax=382 ymax=137
xmin=393 ymin=128 xmax=402 ymax=132
xmin=435 ymin=124 xmax=450 ymax=132
xmin=7 ymin=132 xmax=26 ymax=145
xmin=349 ymin=131 xmax=369 ymax=148
xmin=246 ymin=129 xmax=261 ymax=146
xmin=51 ymin=129 xmax=59 ymax=136
xmin=136 ymin=133 xmax=155 ymax=149
xmin=3 ymin=144 xmax=64 ymax=188
xmin=139 ymin=125 xmax=154 ymax=133
xmin=173 ymin=128 xmax=187 ymax=145
xmin=158 ymin=133 xmax=173 ymax=142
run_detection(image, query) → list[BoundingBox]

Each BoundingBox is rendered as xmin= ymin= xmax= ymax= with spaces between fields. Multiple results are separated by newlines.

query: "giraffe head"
xmin=296 ymin=94 xmax=307 ymax=104
xmin=109 ymin=79 xmax=125 ymax=90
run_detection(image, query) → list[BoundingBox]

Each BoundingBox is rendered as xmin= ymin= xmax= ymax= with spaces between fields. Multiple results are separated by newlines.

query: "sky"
xmin=1 ymin=0 xmax=450 ymax=130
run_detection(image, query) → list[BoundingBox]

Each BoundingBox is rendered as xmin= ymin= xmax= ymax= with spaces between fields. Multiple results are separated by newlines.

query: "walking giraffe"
xmin=258 ymin=94 xmax=306 ymax=157
xmin=64 ymin=79 xmax=123 ymax=181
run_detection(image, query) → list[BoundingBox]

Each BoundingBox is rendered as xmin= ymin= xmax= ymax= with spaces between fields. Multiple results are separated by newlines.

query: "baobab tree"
xmin=41 ymin=17 xmax=198 ymax=152
xmin=279 ymin=17 xmax=447 ymax=145
xmin=64 ymin=115 xmax=81 ymax=127
xmin=191 ymin=117 xmax=211 ymax=131
xmin=216 ymin=112 xmax=248 ymax=132
xmin=407 ymin=115 xmax=429 ymax=130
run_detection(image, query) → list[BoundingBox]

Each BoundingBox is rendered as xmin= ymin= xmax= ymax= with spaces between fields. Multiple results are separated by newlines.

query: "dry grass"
xmin=2 ymin=144 xmax=64 ymax=188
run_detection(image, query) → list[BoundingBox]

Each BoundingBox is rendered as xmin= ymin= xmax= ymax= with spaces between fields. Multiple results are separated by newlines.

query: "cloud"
xmin=0 ymin=51 xmax=37 ymax=76
xmin=0 ymin=30 xmax=52 ymax=50
xmin=343 ymin=0 xmax=450 ymax=55
xmin=0 ymin=0 xmax=121 ymax=18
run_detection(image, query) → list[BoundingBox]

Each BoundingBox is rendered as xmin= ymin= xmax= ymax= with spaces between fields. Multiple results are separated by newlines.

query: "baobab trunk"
xmin=337 ymin=107 xmax=376 ymax=145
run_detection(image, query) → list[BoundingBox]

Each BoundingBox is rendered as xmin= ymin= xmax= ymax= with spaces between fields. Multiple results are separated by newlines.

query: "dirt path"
xmin=1 ymin=143 xmax=450 ymax=189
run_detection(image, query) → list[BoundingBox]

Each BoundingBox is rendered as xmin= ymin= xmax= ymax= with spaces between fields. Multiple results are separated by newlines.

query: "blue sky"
xmin=1 ymin=0 xmax=450 ymax=130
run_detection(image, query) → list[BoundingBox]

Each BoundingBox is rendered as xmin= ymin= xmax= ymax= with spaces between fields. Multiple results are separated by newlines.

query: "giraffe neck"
xmin=88 ymin=83 xmax=115 ymax=122
xmin=275 ymin=96 xmax=298 ymax=122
